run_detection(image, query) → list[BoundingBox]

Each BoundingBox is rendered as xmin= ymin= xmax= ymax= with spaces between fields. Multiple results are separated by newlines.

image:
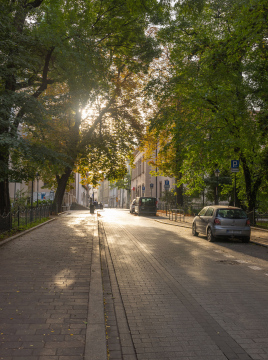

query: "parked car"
xmin=192 ymin=205 xmax=251 ymax=242
xmin=130 ymin=199 xmax=136 ymax=213
xmin=135 ymin=197 xmax=157 ymax=216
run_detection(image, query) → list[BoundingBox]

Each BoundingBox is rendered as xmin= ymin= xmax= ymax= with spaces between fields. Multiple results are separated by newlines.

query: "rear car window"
xmin=217 ymin=209 xmax=247 ymax=219
xmin=141 ymin=198 xmax=156 ymax=205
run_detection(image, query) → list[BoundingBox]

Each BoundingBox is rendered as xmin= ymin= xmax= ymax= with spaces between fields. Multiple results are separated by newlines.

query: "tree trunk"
xmin=240 ymin=155 xmax=262 ymax=212
xmin=175 ymin=183 xmax=183 ymax=208
xmin=0 ymin=136 xmax=11 ymax=215
xmin=53 ymin=168 xmax=72 ymax=213
xmin=0 ymin=2 xmax=52 ymax=215
xmin=0 ymin=177 xmax=11 ymax=215
xmin=175 ymin=172 xmax=183 ymax=208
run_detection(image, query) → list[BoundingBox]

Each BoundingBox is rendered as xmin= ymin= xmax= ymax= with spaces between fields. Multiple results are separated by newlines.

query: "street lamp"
xmin=31 ymin=178 xmax=34 ymax=209
xmin=214 ymin=169 xmax=220 ymax=205
xmin=36 ymin=172 xmax=39 ymax=207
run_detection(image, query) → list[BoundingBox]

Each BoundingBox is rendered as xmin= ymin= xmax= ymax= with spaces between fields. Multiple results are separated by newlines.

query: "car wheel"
xmin=192 ymin=223 xmax=199 ymax=237
xmin=242 ymin=236 xmax=250 ymax=243
xmin=207 ymin=227 xmax=215 ymax=242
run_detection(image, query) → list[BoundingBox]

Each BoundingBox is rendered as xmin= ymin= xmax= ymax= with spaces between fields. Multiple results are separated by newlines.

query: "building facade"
xmin=9 ymin=172 xmax=90 ymax=210
xmin=97 ymin=179 xmax=130 ymax=208
xmin=131 ymin=149 xmax=175 ymax=202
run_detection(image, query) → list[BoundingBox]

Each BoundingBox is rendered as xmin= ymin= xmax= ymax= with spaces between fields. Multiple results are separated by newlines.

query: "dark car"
xmin=192 ymin=205 xmax=251 ymax=242
xmin=135 ymin=197 xmax=157 ymax=216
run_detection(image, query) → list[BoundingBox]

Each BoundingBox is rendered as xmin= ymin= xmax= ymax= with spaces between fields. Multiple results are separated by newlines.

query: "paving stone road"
xmin=1 ymin=208 xmax=268 ymax=360
xmin=100 ymin=209 xmax=268 ymax=360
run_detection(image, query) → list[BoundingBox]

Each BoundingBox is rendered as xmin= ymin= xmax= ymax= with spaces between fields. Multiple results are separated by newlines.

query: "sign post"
xmin=164 ymin=180 xmax=170 ymax=214
xmin=231 ymin=160 xmax=240 ymax=206
xmin=49 ymin=190 xmax=54 ymax=201
xmin=214 ymin=169 xmax=220 ymax=205
xmin=150 ymin=183 xmax=154 ymax=197
xmin=164 ymin=180 xmax=170 ymax=191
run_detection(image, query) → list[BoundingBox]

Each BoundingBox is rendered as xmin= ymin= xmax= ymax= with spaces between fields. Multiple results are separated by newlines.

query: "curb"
xmin=155 ymin=219 xmax=192 ymax=229
xmin=251 ymin=226 xmax=268 ymax=232
xmin=0 ymin=218 xmax=56 ymax=247
xmin=85 ymin=217 xmax=107 ymax=360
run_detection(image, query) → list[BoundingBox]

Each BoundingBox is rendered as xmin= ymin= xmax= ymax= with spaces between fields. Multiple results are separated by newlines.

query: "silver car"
xmin=192 ymin=206 xmax=251 ymax=242
xmin=130 ymin=199 xmax=136 ymax=213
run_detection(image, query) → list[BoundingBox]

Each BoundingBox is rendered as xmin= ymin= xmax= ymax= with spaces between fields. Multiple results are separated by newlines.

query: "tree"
xmin=0 ymin=0 xmax=168 ymax=214
xmin=110 ymin=174 xmax=131 ymax=192
xmin=144 ymin=0 xmax=268 ymax=211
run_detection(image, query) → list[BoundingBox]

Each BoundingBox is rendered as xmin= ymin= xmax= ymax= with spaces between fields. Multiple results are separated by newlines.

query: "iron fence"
xmin=255 ymin=212 xmax=268 ymax=228
xmin=157 ymin=202 xmax=268 ymax=228
xmin=0 ymin=205 xmax=51 ymax=235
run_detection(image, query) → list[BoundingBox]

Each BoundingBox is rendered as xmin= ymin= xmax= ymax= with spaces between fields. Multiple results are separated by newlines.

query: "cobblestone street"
xmin=1 ymin=209 xmax=268 ymax=360
xmin=100 ymin=209 xmax=268 ymax=360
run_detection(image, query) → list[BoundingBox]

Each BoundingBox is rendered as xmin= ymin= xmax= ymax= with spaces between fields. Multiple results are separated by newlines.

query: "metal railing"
xmin=0 ymin=205 xmax=51 ymax=234
xmin=169 ymin=208 xmax=185 ymax=222
xmin=161 ymin=207 xmax=268 ymax=228
xmin=255 ymin=212 xmax=268 ymax=228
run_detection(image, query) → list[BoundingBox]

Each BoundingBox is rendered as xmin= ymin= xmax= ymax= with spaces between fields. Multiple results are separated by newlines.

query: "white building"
xmin=97 ymin=179 xmax=130 ymax=208
xmin=97 ymin=161 xmax=131 ymax=208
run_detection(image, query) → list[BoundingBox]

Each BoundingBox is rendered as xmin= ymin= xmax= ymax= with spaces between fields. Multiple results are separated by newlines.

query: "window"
xmin=217 ymin=209 xmax=247 ymax=219
xmin=141 ymin=198 xmax=156 ymax=206
xmin=205 ymin=208 xmax=214 ymax=217
xmin=199 ymin=207 xmax=207 ymax=216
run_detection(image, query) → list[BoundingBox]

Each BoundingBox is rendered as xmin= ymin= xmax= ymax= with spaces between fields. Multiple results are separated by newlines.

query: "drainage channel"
xmin=99 ymin=220 xmax=137 ymax=360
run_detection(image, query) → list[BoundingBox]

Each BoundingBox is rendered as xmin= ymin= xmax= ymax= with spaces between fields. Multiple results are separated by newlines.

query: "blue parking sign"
xmin=231 ymin=160 xmax=239 ymax=168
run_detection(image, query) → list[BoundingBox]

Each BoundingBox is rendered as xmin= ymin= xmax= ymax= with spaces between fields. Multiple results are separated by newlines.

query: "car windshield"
xmin=217 ymin=209 xmax=247 ymax=219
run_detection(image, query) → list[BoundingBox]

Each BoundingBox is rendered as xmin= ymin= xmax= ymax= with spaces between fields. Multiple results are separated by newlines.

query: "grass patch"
xmin=0 ymin=217 xmax=51 ymax=242
xmin=256 ymin=222 xmax=268 ymax=229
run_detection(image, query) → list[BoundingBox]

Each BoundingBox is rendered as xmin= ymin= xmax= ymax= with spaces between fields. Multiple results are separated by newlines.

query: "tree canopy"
xmin=1 ymin=0 xmax=268 ymax=213
xmin=0 ymin=0 xmax=169 ymax=213
xmin=142 ymin=0 xmax=268 ymax=211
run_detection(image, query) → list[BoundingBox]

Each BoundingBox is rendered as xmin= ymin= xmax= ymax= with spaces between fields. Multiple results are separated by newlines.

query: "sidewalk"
xmin=156 ymin=211 xmax=268 ymax=247
xmin=0 ymin=211 xmax=106 ymax=360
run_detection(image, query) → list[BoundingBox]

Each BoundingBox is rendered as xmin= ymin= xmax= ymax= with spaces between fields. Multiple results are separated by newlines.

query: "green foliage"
xmin=110 ymin=173 xmax=131 ymax=191
xmin=144 ymin=0 xmax=268 ymax=210
xmin=11 ymin=190 xmax=28 ymax=211
xmin=0 ymin=217 xmax=50 ymax=242
xmin=0 ymin=0 xmax=168 ymax=213
xmin=159 ymin=189 xmax=176 ymax=204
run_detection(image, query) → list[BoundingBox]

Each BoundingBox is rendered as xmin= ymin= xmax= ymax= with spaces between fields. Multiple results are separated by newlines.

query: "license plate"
xmin=226 ymin=230 xmax=241 ymax=234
